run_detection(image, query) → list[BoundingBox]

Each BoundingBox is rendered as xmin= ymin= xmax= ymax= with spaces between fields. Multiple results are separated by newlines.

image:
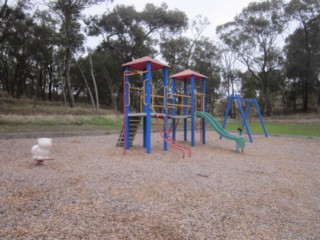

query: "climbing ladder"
xmin=116 ymin=116 xmax=142 ymax=147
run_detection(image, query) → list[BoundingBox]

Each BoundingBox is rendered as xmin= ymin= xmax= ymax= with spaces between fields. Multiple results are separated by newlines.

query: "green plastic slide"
xmin=196 ymin=111 xmax=245 ymax=150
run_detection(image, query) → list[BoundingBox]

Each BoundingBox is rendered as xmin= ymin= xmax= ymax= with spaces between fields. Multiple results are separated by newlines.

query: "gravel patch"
xmin=1 ymin=132 xmax=320 ymax=239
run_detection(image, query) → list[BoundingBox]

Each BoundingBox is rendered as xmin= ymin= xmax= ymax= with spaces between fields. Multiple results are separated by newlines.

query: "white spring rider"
xmin=31 ymin=138 xmax=54 ymax=163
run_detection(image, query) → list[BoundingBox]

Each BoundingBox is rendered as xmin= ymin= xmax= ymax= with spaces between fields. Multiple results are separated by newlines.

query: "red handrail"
xmin=155 ymin=114 xmax=191 ymax=158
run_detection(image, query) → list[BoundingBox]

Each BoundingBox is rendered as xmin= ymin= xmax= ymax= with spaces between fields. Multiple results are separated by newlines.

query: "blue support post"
xmin=125 ymin=67 xmax=130 ymax=150
xmin=254 ymin=98 xmax=268 ymax=137
xmin=241 ymin=103 xmax=251 ymax=136
xmin=220 ymin=94 xmax=234 ymax=139
xmin=201 ymin=78 xmax=206 ymax=144
xmin=163 ymin=67 xmax=169 ymax=151
xmin=191 ymin=76 xmax=195 ymax=146
xmin=222 ymin=94 xmax=267 ymax=142
xmin=183 ymin=80 xmax=188 ymax=141
xmin=145 ymin=62 xmax=152 ymax=153
xmin=222 ymin=95 xmax=233 ymax=129
xmin=235 ymin=95 xmax=253 ymax=142
xmin=171 ymin=78 xmax=176 ymax=141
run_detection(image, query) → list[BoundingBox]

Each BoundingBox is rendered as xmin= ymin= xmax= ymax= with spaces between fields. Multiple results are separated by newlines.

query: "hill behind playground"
xmin=0 ymin=97 xmax=320 ymax=137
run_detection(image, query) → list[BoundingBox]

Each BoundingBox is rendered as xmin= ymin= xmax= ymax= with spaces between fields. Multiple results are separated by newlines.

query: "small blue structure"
xmin=121 ymin=56 xmax=170 ymax=154
xmin=170 ymin=69 xmax=208 ymax=147
xmin=221 ymin=94 xmax=268 ymax=142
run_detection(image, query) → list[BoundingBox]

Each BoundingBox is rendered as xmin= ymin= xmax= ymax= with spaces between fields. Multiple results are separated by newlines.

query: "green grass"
xmin=89 ymin=116 xmax=119 ymax=126
xmin=223 ymin=121 xmax=320 ymax=137
xmin=1 ymin=112 xmax=319 ymax=137
xmin=0 ymin=114 xmax=123 ymax=133
xmin=0 ymin=97 xmax=319 ymax=137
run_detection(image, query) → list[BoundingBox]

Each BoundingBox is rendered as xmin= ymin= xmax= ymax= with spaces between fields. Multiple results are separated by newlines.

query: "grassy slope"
xmin=223 ymin=121 xmax=320 ymax=137
xmin=1 ymin=98 xmax=320 ymax=137
xmin=0 ymin=98 xmax=122 ymax=133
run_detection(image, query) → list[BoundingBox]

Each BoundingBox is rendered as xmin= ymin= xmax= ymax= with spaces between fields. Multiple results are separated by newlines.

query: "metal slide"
xmin=196 ymin=111 xmax=245 ymax=151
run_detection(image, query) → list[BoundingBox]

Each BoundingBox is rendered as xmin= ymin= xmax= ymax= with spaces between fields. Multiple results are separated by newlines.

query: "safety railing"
xmin=122 ymin=70 xmax=148 ymax=156
xmin=124 ymin=77 xmax=203 ymax=115
xmin=195 ymin=92 xmax=206 ymax=112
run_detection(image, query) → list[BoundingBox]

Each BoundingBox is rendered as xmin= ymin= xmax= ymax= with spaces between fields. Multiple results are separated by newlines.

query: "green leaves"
xmin=86 ymin=3 xmax=188 ymax=61
xmin=216 ymin=0 xmax=287 ymax=115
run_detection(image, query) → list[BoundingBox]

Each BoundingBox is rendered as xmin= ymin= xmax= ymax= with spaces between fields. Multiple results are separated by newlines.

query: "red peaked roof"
xmin=170 ymin=69 xmax=208 ymax=81
xmin=122 ymin=56 xmax=170 ymax=71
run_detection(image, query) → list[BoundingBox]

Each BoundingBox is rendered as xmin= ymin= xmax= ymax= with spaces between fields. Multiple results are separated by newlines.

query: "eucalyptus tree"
xmin=285 ymin=0 xmax=320 ymax=112
xmin=160 ymin=37 xmax=190 ymax=72
xmin=192 ymin=38 xmax=221 ymax=114
xmin=88 ymin=51 xmax=99 ymax=109
xmin=70 ymin=49 xmax=121 ymax=110
xmin=161 ymin=15 xmax=220 ymax=113
xmin=29 ymin=10 xmax=60 ymax=104
xmin=217 ymin=43 xmax=241 ymax=118
xmin=86 ymin=3 xmax=188 ymax=110
xmin=0 ymin=0 xmax=35 ymax=98
xmin=0 ymin=0 xmax=10 ymax=44
xmin=86 ymin=3 xmax=188 ymax=62
xmin=45 ymin=0 xmax=113 ymax=107
xmin=216 ymin=0 xmax=287 ymax=116
xmin=72 ymin=55 xmax=96 ymax=109
xmin=91 ymin=50 xmax=120 ymax=110
xmin=285 ymin=16 xmax=320 ymax=112
xmin=161 ymin=37 xmax=221 ymax=113
xmin=160 ymin=15 xmax=210 ymax=71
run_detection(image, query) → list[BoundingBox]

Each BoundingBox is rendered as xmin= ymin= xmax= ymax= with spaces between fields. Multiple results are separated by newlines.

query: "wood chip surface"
xmin=0 ymin=132 xmax=319 ymax=239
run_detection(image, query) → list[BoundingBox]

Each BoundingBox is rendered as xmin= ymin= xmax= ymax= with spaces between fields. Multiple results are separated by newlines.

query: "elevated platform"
xmin=168 ymin=115 xmax=190 ymax=119
xmin=128 ymin=113 xmax=191 ymax=119
xmin=128 ymin=113 xmax=165 ymax=118
xmin=128 ymin=113 xmax=147 ymax=117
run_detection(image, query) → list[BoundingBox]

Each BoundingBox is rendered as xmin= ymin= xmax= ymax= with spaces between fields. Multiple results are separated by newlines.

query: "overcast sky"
xmin=113 ymin=0 xmax=258 ymax=37
xmin=84 ymin=0 xmax=261 ymax=47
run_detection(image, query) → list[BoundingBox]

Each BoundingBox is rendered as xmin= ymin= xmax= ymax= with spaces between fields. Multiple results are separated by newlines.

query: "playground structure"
xmin=221 ymin=94 xmax=268 ymax=142
xmin=117 ymin=56 xmax=246 ymax=157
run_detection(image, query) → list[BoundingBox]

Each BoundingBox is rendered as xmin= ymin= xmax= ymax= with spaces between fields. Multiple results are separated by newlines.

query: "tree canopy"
xmin=0 ymin=0 xmax=320 ymax=115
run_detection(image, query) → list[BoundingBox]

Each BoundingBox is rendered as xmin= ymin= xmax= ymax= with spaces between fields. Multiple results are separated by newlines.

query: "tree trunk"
xmin=65 ymin=48 xmax=75 ymax=107
xmin=89 ymin=53 xmax=99 ymax=109
xmin=303 ymin=76 xmax=309 ymax=112
xmin=11 ymin=62 xmax=19 ymax=98
xmin=317 ymin=83 xmax=320 ymax=114
xmin=231 ymin=82 xmax=236 ymax=118
xmin=292 ymin=78 xmax=297 ymax=111
xmin=48 ymin=62 xmax=53 ymax=101
xmin=302 ymin=23 xmax=312 ymax=112
xmin=58 ymin=57 xmax=67 ymax=107
xmin=33 ymin=62 xmax=41 ymax=108
xmin=265 ymin=89 xmax=272 ymax=116
xmin=40 ymin=67 xmax=46 ymax=101
xmin=262 ymin=72 xmax=272 ymax=116
xmin=74 ymin=85 xmax=84 ymax=100
xmin=101 ymin=63 xmax=117 ymax=110
xmin=61 ymin=78 xmax=67 ymax=107
xmin=282 ymin=92 xmax=286 ymax=113
xmin=74 ymin=57 xmax=96 ymax=110
xmin=117 ymin=82 xmax=124 ymax=112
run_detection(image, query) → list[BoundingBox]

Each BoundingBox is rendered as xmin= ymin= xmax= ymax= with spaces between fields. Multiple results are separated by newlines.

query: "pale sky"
xmin=116 ymin=0 xmax=258 ymax=37
xmin=85 ymin=0 xmax=260 ymax=41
